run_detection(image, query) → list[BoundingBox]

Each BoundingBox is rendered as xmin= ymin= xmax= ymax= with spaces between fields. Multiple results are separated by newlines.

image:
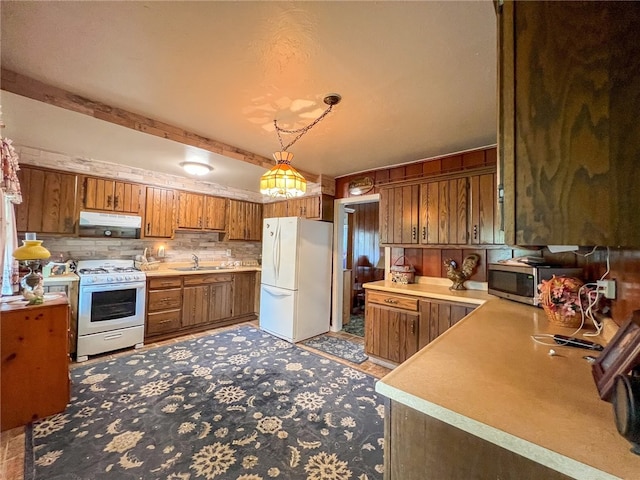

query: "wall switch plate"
xmin=597 ymin=280 xmax=616 ymax=299
xmin=226 ymin=249 xmax=232 ymax=257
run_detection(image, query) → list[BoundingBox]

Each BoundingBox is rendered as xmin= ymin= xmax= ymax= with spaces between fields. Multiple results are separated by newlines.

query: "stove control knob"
xmin=107 ymin=276 xmax=114 ymax=282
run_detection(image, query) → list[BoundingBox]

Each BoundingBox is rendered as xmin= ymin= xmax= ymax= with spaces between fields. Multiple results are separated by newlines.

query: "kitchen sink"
xmin=171 ymin=266 xmax=233 ymax=271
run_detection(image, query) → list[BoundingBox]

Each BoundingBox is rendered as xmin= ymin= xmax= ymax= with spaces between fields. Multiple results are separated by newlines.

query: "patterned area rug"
xmin=26 ymin=326 xmax=384 ymax=480
xmin=300 ymin=336 xmax=368 ymax=364
xmin=342 ymin=314 xmax=364 ymax=337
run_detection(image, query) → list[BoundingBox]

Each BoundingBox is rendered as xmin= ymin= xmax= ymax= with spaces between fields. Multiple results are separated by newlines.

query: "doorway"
xmin=331 ymin=194 xmax=382 ymax=333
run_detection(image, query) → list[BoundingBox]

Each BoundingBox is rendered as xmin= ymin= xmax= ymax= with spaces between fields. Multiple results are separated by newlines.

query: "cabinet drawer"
xmin=147 ymin=310 xmax=181 ymax=335
xmin=367 ymin=291 xmax=418 ymax=311
xmin=183 ymin=274 xmax=233 ymax=286
xmin=148 ymin=277 xmax=182 ymax=289
xmin=148 ymin=288 xmax=182 ymax=311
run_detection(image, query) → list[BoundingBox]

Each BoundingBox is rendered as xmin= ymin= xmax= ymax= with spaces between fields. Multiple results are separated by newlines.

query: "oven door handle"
xmin=80 ymin=282 xmax=146 ymax=294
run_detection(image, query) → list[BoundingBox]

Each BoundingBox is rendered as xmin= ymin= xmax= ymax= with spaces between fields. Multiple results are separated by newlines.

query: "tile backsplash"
xmin=37 ymin=231 xmax=261 ymax=265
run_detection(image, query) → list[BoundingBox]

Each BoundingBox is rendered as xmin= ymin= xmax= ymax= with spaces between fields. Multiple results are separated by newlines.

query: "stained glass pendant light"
xmin=260 ymin=93 xmax=341 ymax=198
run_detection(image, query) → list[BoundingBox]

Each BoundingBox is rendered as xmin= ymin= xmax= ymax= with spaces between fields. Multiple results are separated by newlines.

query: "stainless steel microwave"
xmin=487 ymin=263 xmax=583 ymax=306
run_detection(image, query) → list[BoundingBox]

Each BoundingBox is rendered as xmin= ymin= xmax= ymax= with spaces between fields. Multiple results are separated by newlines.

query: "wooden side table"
xmin=1 ymin=295 xmax=70 ymax=431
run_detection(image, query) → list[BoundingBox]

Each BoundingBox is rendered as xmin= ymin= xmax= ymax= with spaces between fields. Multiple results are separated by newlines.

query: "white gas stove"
xmin=76 ymin=259 xmax=146 ymax=362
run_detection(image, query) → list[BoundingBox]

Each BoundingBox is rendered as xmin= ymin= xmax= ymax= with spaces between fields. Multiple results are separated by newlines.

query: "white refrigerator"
xmin=259 ymin=216 xmax=333 ymax=343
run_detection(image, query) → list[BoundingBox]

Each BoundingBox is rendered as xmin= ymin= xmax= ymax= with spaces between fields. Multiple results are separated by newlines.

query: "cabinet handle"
xmin=146 ymin=223 xmax=151 ymax=235
xmin=384 ymin=299 xmax=399 ymax=305
xmin=114 ymin=196 xmax=119 ymax=209
xmin=412 ymin=227 xmax=417 ymax=240
xmin=158 ymin=319 xmax=173 ymax=324
xmin=422 ymin=226 xmax=426 ymax=240
xmin=107 ymin=195 xmax=112 ymax=207
xmin=473 ymin=224 xmax=478 ymax=240
xmin=161 ymin=297 xmax=173 ymax=302
xmin=411 ymin=320 xmax=415 ymax=334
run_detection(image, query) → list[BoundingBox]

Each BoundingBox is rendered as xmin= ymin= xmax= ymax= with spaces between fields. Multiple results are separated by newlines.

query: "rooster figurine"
xmin=444 ymin=254 xmax=480 ymax=290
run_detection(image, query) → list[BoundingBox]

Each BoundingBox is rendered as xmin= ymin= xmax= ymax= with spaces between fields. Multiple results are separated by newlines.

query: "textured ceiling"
xmin=0 ymin=1 xmax=497 ymax=194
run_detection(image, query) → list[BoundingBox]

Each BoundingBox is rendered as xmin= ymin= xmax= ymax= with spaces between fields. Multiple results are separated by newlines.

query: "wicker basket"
xmin=538 ymin=275 xmax=584 ymax=328
xmin=541 ymin=305 xmax=583 ymax=328
xmin=390 ymin=256 xmax=415 ymax=284
xmin=134 ymin=260 xmax=160 ymax=271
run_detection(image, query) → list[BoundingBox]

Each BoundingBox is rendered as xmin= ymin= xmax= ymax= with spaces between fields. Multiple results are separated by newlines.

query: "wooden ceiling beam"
xmin=0 ymin=68 xmax=321 ymax=183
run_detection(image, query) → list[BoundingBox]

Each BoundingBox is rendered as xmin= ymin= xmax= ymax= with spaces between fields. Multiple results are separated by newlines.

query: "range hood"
xmin=78 ymin=211 xmax=142 ymax=238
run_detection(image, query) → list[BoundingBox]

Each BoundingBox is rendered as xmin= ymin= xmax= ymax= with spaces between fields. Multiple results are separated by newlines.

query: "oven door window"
xmin=90 ymin=289 xmax=137 ymax=322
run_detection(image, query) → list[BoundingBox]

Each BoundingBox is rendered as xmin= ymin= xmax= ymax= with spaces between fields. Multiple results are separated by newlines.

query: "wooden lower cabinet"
xmin=1 ymin=299 xmax=70 ymax=431
xmin=418 ymin=298 xmax=476 ymax=346
xmin=146 ymin=277 xmax=183 ymax=336
xmin=145 ymin=272 xmax=257 ymax=340
xmin=365 ymin=291 xmax=420 ymax=364
xmin=182 ymin=274 xmax=233 ymax=327
xmin=232 ymin=272 xmax=256 ymax=318
xmin=365 ymin=290 xmax=476 ymax=365
xmin=385 ymin=400 xmax=572 ymax=480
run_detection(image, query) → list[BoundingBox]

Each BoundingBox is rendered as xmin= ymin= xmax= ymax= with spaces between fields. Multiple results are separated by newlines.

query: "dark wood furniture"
xmin=1 ymin=296 xmax=70 ymax=431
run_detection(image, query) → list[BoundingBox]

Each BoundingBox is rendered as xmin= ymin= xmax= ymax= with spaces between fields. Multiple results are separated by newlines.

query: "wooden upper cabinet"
xmin=176 ymin=192 xmax=227 ymax=231
xmin=263 ymin=201 xmax=288 ymax=219
xmin=15 ymin=165 xmax=77 ymax=234
xmin=227 ymin=199 xmax=262 ymax=241
xmin=262 ymin=195 xmax=333 ymax=221
xmin=379 ymin=184 xmax=420 ymax=245
xmin=176 ymin=191 xmax=204 ymax=229
xmin=203 ymin=196 xmax=227 ymax=231
xmin=144 ymin=186 xmax=175 ymax=238
xmin=499 ymin=1 xmax=640 ymax=246
xmin=419 ymin=178 xmax=468 ymax=245
xmin=82 ymin=176 xmax=143 ymax=214
xmin=469 ymin=173 xmax=503 ymax=245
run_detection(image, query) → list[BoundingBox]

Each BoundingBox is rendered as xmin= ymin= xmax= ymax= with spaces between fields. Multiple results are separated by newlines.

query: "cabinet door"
xmin=227 ymin=200 xmax=244 ymax=239
xmin=420 ymin=178 xmax=468 ymax=245
xmin=113 ymin=182 xmax=144 ymax=214
xmin=15 ymin=166 xmax=77 ymax=234
xmin=365 ymin=303 xmax=419 ymax=363
xmin=209 ymin=281 xmax=233 ymax=322
xmin=144 ymin=187 xmax=175 ymax=238
xmin=500 ymin=1 xmax=640 ymax=246
xmin=83 ymin=177 xmax=115 ymax=211
xmin=245 ymin=202 xmax=263 ymax=240
xmin=204 ymin=196 xmax=227 ymax=230
xmin=469 ymin=173 xmax=503 ymax=245
xmin=181 ymin=285 xmax=209 ymax=327
xmin=418 ymin=299 xmax=475 ymax=348
xmin=379 ymin=185 xmax=419 ymax=245
xmin=263 ymin=201 xmax=288 ymax=219
xmin=177 ymin=191 xmax=204 ymax=229
xmin=232 ymin=272 xmax=256 ymax=318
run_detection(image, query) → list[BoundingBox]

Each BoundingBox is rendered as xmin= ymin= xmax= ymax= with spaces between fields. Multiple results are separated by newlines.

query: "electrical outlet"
xmin=226 ymin=249 xmax=232 ymax=257
xmin=597 ymin=280 xmax=616 ymax=299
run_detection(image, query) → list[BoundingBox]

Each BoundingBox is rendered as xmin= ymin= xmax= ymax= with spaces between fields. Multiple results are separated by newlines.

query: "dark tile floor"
xmin=0 ymin=321 xmax=390 ymax=480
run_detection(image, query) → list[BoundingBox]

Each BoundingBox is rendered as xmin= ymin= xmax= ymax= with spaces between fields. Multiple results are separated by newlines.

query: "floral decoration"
xmin=537 ymin=275 xmax=593 ymax=317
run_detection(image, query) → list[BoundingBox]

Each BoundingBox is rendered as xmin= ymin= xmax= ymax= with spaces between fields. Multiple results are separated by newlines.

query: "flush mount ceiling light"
xmin=180 ymin=161 xmax=213 ymax=176
xmin=260 ymin=93 xmax=342 ymax=198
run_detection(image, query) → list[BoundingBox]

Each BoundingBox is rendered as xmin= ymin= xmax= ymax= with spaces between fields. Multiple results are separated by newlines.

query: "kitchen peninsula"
xmin=374 ymin=294 xmax=638 ymax=479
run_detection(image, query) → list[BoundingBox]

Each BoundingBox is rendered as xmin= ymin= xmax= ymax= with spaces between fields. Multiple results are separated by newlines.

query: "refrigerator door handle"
xmin=262 ymin=285 xmax=293 ymax=297
xmin=274 ymin=222 xmax=281 ymax=282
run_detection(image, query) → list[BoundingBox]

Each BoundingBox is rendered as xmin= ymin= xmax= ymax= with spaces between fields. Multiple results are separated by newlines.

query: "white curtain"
xmin=1 ymin=137 xmax=22 ymax=295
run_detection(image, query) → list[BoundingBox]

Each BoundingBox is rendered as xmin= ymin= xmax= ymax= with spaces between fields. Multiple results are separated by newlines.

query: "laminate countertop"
xmin=143 ymin=264 xmax=261 ymax=277
xmin=374 ymin=293 xmax=638 ymax=479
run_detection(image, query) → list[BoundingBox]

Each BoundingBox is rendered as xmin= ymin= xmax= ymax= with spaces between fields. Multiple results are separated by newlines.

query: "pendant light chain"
xmin=274 ymin=103 xmax=335 ymax=152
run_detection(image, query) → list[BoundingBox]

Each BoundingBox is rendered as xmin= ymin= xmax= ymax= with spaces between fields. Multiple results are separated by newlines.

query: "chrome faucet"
xmin=192 ymin=254 xmax=199 ymax=269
